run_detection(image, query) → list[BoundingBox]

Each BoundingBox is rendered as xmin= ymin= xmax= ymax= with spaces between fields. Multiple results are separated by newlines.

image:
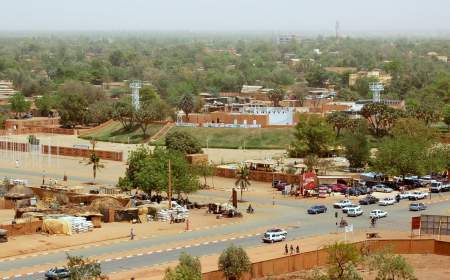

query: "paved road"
xmin=4 ymin=192 xmax=450 ymax=279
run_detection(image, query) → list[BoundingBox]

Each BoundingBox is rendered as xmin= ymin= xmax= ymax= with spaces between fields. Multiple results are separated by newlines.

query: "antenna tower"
xmin=129 ymin=80 xmax=142 ymax=110
xmin=369 ymin=82 xmax=384 ymax=103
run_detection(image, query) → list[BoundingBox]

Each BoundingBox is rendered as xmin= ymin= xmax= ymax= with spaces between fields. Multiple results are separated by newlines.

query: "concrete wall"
xmin=0 ymin=127 xmax=76 ymax=136
xmin=215 ymin=168 xmax=301 ymax=184
xmin=202 ymin=239 xmax=450 ymax=280
xmin=182 ymin=112 xmax=270 ymax=128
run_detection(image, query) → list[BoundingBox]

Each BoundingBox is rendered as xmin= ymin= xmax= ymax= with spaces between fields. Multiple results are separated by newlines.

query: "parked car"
xmin=373 ymin=184 xmax=393 ymax=193
xmin=369 ymin=209 xmax=388 ymax=219
xmin=430 ymin=181 xmax=450 ymax=193
xmin=347 ymin=206 xmax=363 ymax=217
xmin=409 ymin=202 xmax=427 ymax=211
xmin=378 ymin=197 xmax=396 ymax=206
xmin=45 ymin=267 xmax=70 ymax=279
xmin=331 ymin=184 xmax=349 ymax=192
xmin=307 ymin=205 xmax=327 ymax=214
xmin=409 ymin=191 xmax=428 ymax=200
xmin=359 ymin=196 xmax=379 ymax=205
xmin=346 ymin=188 xmax=363 ymax=196
xmin=342 ymin=204 xmax=358 ymax=213
xmin=333 ymin=199 xmax=353 ymax=209
xmin=399 ymin=192 xmax=413 ymax=200
xmin=272 ymin=180 xmax=287 ymax=188
xmin=262 ymin=228 xmax=287 ymax=243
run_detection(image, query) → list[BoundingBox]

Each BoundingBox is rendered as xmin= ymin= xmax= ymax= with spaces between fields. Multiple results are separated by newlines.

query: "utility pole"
xmin=168 ymin=159 xmax=172 ymax=209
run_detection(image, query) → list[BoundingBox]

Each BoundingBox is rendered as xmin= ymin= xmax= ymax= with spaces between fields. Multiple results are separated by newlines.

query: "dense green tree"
xmin=163 ymin=252 xmax=202 ymax=280
xmin=135 ymin=99 xmax=169 ymax=137
xmin=112 ymin=96 xmax=135 ymax=131
xmin=341 ymin=123 xmax=369 ymax=168
xmin=218 ymin=245 xmax=251 ymax=280
xmin=117 ymin=145 xmax=152 ymax=191
xmin=35 ymin=94 xmax=57 ymax=116
xmin=443 ymin=104 xmax=450 ymax=130
xmin=135 ymin=148 xmax=199 ymax=197
xmin=165 ymin=131 xmax=203 ymax=155
xmin=326 ymin=112 xmax=350 ymax=137
xmin=289 ymin=115 xmax=335 ymax=158
xmin=372 ymin=119 xmax=438 ymax=178
xmin=360 ymin=103 xmax=400 ymax=137
xmin=9 ymin=93 xmax=31 ymax=117
xmin=268 ymin=88 xmax=285 ymax=107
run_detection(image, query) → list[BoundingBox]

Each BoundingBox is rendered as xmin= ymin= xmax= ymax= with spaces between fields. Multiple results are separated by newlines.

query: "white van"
xmin=347 ymin=206 xmax=363 ymax=217
xmin=262 ymin=229 xmax=287 ymax=243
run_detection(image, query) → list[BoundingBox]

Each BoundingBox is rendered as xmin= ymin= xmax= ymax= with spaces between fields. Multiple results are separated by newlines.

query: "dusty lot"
xmin=257 ymin=254 xmax=450 ymax=280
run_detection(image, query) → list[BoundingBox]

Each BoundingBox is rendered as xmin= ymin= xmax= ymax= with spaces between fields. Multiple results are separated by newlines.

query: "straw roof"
xmin=90 ymin=197 xmax=124 ymax=211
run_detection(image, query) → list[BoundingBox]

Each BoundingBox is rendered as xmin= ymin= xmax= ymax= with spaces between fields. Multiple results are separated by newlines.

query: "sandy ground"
xmin=256 ymin=254 xmax=450 ymax=280
xmin=0 ymin=208 xmax=256 ymax=259
xmin=1 ymin=134 xmax=285 ymax=163
xmin=0 ymin=209 xmax=14 ymax=223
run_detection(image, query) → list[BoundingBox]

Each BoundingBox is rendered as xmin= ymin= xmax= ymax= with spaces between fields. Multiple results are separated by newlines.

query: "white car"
xmin=369 ymin=209 xmax=388 ymax=219
xmin=408 ymin=191 xmax=428 ymax=200
xmin=347 ymin=206 xmax=363 ymax=217
xmin=333 ymin=200 xmax=353 ymax=209
xmin=378 ymin=197 xmax=396 ymax=206
xmin=399 ymin=192 xmax=413 ymax=200
xmin=373 ymin=184 xmax=393 ymax=193
xmin=262 ymin=228 xmax=287 ymax=243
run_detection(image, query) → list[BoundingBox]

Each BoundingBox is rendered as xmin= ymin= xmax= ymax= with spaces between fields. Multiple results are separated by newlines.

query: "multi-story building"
xmin=349 ymin=70 xmax=392 ymax=87
xmin=0 ymin=80 xmax=17 ymax=104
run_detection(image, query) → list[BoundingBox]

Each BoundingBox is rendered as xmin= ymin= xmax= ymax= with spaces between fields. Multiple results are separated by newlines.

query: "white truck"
xmin=430 ymin=181 xmax=450 ymax=193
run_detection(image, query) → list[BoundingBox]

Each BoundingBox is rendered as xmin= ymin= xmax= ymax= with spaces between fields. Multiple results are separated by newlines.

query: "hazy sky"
xmin=1 ymin=0 xmax=449 ymax=32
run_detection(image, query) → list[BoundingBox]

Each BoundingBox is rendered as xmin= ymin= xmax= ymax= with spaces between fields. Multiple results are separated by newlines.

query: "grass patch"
xmin=152 ymin=127 xmax=295 ymax=149
xmin=80 ymin=122 xmax=164 ymax=144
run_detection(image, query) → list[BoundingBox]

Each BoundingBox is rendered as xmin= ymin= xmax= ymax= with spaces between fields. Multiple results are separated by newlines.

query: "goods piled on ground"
xmin=156 ymin=205 xmax=189 ymax=222
xmin=58 ymin=216 xmax=93 ymax=233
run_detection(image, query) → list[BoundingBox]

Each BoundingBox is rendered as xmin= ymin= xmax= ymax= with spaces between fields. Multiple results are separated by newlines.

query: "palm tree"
xmin=83 ymin=140 xmax=105 ymax=183
xmin=178 ymin=94 xmax=195 ymax=121
xmin=235 ymin=165 xmax=251 ymax=201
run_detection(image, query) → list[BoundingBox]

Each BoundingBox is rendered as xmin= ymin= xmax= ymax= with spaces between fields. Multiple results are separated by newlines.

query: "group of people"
xmin=284 ymin=244 xmax=300 ymax=255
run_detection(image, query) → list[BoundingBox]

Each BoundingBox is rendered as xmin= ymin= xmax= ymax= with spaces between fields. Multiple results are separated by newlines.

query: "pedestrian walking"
xmin=170 ymin=213 xmax=174 ymax=224
xmin=290 ymin=245 xmax=294 ymax=255
xmin=130 ymin=228 xmax=135 ymax=240
xmin=285 ymin=244 xmax=288 ymax=255
xmin=296 ymin=245 xmax=300 ymax=254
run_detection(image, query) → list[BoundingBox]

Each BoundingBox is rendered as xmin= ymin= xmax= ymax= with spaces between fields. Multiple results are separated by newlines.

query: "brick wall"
xmin=4 ymin=118 xmax=60 ymax=130
xmin=41 ymin=145 xmax=123 ymax=162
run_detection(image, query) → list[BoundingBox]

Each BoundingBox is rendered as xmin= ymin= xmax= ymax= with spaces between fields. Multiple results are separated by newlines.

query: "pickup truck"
xmin=333 ymin=199 xmax=353 ymax=209
xmin=408 ymin=191 xmax=428 ymax=200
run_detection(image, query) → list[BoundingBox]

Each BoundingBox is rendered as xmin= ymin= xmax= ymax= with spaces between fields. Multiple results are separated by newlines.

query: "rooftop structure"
xmin=0 ymin=80 xmax=17 ymax=101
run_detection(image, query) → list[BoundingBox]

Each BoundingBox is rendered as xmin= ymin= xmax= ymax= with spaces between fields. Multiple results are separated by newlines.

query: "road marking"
xmin=104 ymin=258 xmax=112 ymax=262
xmin=126 ymin=255 xmax=133 ymax=258
xmin=137 ymin=253 xmax=143 ymax=256
xmin=202 ymin=241 xmax=210 ymax=245
xmin=194 ymin=243 xmax=201 ymax=246
xmin=146 ymin=251 xmax=153 ymax=255
xmin=26 ymin=272 xmax=33 ymax=275
xmin=156 ymin=250 xmax=162 ymax=253
xmin=115 ymin=257 xmax=122 ymax=260
xmin=14 ymin=275 xmax=22 ymax=278
xmin=230 ymin=237 xmax=236 ymax=240
xmin=212 ymin=240 xmax=219 ymax=243
xmin=184 ymin=245 xmax=191 ymax=248
xmin=175 ymin=246 xmax=182 ymax=250
xmin=166 ymin=248 xmax=173 ymax=252
xmin=221 ymin=239 xmax=228 ymax=242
